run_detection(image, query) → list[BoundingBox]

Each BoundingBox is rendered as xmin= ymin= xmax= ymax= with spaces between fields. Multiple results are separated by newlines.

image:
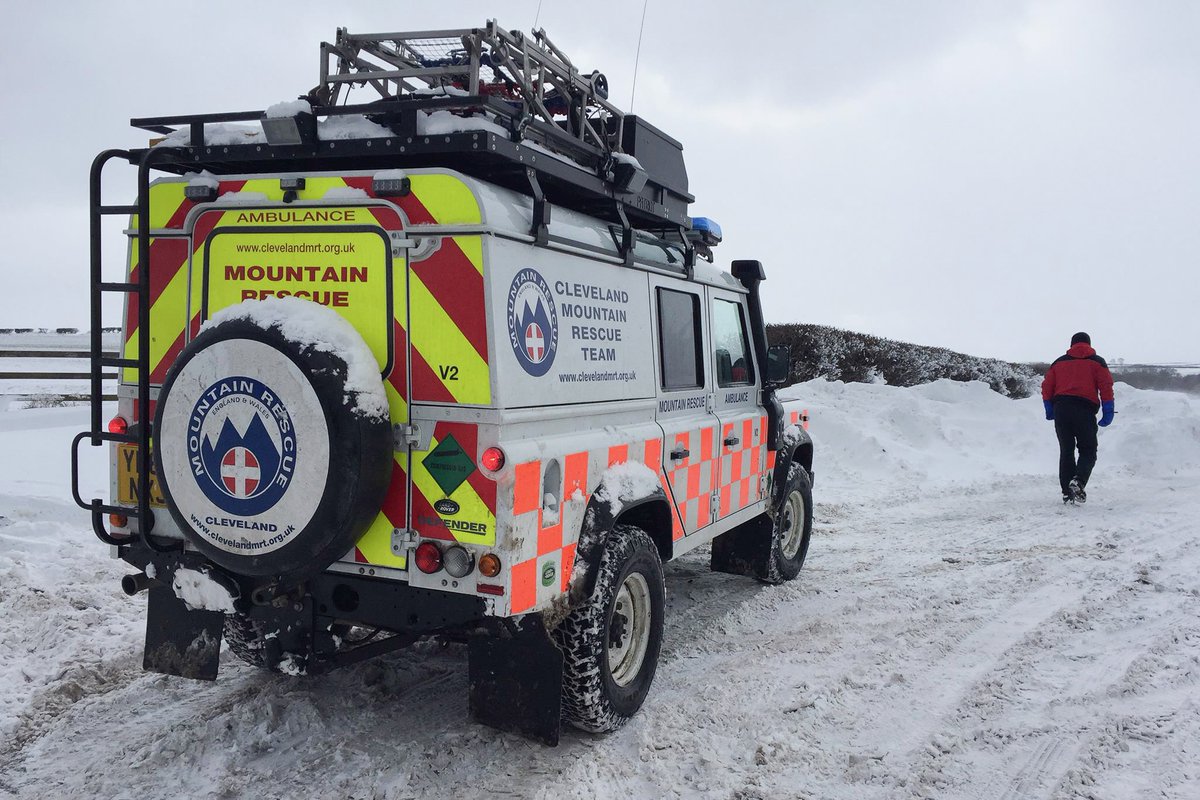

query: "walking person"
xmin=1041 ymin=332 xmax=1115 ymax=504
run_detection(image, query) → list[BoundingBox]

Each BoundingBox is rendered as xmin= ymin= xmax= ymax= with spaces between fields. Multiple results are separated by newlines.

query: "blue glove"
xmin=1043 ymin=400 xmax=1054 ymax=421
xmin=1099 ymin=400 xmax=1115 ymax=427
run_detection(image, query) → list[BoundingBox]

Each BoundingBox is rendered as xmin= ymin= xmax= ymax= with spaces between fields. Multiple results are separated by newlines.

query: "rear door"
xmin=193 ymin=200 xmax=411 ymax=569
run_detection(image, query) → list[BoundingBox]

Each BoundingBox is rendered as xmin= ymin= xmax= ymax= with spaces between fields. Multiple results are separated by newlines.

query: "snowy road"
xmin=1 ymin=382 xmax=1198 ymax=799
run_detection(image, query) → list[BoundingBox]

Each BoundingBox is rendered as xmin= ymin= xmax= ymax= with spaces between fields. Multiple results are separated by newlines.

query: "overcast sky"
xmin=2 ymin=1 xmax=1196 ymax=364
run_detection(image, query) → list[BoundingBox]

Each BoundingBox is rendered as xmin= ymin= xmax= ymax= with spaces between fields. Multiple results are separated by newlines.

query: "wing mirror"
xmin=766 ymin=344 xmax=790 ymax=386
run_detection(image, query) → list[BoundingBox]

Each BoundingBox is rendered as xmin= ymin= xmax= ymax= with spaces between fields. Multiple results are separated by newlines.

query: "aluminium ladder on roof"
xmin=316 ymin=20 xmax=623 ymax=165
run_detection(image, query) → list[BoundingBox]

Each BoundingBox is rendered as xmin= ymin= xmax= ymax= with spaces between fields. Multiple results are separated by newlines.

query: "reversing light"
xmin=443 ymin=546 xmax=474 ymax=579
xmin=372 ymin=169 xmax=411 ymax=197
xmin=478 ymin=553 xmax=502 ymax=578
xmin=108 ymin=416 xmax=128 ymax=435
xmin=184 ymin=178 xmax=219 ymax=203
xmin=414 ymin=541 xmax=442 ymax=574
xmin=481 ymin=446 xmax=506 ymax=472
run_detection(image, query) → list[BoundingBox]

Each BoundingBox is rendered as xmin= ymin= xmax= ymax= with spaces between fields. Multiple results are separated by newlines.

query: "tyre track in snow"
xmin=526 ymin=472 xmax=1200 ymax=800
xmin=893 ymin=477 xmax=1200 ymax=800
xmin=4 ymin=383 xmax=1199 ymax=799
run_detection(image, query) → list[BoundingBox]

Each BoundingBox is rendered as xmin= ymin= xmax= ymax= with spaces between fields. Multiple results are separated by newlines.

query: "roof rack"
xmin=127 ymin=20 xmax=694 ymax=232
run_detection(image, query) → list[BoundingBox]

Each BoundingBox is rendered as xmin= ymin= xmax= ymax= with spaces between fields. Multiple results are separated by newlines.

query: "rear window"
xmin=657 ymin=288 xmax=704 ymax=390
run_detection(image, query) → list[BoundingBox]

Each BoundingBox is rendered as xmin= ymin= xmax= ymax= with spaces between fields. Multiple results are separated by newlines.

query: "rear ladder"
xmin=71 ymin=148 xmax=184 ymax=552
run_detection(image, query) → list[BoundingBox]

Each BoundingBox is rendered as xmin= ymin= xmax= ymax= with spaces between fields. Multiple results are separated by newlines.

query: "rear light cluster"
xmin=414 ymin=542 xmax=502 ymax=584
xmin=481 ymin=446 xmax=505 ymax=472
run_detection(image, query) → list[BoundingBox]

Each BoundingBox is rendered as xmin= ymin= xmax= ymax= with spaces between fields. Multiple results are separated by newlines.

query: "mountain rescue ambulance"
xmin=73 ymin=21 xmax=815 ymax=743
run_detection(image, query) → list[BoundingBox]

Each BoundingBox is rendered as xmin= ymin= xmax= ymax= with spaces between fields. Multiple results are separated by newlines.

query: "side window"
xmin=712 ymin=298 xmax=754 ymax=387
xmin=657 ymin=288 xmax=704 ymax=391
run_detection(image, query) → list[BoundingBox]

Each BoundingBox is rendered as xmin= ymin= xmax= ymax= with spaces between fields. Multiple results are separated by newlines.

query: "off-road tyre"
xmin=764 ymin=463 xmax=814 ymax=583
xmin=711 ymin=462 xmax=813 ymax=584
xmin=223 ymin=613 xmax=273 ymax=670
xmin=224 ymin=613 xmax=356 ymax=673
xmin=554 ymin=525 xmax=665 ymax=733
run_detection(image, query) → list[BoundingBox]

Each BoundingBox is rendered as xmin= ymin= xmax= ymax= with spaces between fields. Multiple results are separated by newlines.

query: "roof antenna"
xmin=533 ymin=0 xmax=544 ymax=29
xmin=630 ymin=0 xmax=650 ymax=113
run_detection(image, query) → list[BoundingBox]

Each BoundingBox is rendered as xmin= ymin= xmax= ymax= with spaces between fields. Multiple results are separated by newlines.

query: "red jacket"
xmin=1041 ymin=343 xmax=1115 ymax=411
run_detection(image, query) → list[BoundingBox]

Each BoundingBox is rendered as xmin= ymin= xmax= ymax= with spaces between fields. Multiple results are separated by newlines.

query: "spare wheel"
xmin=154 ymin=298 xmax=393 ymax=583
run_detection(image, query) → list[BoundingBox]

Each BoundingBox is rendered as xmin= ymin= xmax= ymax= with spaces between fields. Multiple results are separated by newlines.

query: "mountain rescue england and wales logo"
xmin=187 ymin=376 xmax=297 ymax=517
xmin=507 ymin=268 xmax=558 ymax=377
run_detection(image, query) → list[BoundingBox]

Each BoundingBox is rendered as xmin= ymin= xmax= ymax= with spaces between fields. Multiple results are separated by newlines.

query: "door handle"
xmin=670 ymin=447 xmax=690 ymax=461
xmin=724 ymin=436 xmax=740 ymax=447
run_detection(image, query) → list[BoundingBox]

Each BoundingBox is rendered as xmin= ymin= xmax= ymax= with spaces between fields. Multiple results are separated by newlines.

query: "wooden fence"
xmin=0 ymin=349 xmax=119 ymax=403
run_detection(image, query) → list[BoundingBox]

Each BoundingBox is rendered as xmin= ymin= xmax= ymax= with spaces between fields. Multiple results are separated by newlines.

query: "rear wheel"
xmin=223 ymin=613 xmax=278 ymax=670
xmin=554 ymin=525 xmax=665 ymax=733
xmin=223 ymin=613 xmax=368 ymax=673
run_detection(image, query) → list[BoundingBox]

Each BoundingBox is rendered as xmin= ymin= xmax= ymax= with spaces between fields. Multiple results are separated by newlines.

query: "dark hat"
xmin=1071 ymin=331 xmax=1091 ymax=345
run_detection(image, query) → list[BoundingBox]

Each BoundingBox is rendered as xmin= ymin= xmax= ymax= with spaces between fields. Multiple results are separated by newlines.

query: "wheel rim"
xmin=607 ymin=571 xmax=652 ymax=687
xmin=779 ymin=489 xmax=805 ymax=560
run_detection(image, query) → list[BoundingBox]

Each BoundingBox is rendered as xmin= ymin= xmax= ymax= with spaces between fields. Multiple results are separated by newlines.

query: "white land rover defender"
xmin=73 ymin=21 xmax=814 ymax=743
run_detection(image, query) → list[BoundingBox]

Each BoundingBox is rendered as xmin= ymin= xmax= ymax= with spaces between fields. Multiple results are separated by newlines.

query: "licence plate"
xmin=116 ymin=444 xmax=165 ymax=507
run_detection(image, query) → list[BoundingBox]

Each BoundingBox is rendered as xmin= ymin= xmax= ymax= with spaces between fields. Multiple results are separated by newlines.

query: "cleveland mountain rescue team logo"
xmin=507 ymin=268 xmax=558 ymax=377
xmin=188 ymin=376 xmax=297 ymax=518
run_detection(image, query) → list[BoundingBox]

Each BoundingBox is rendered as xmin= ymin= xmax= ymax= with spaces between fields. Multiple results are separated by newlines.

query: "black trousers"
xmin=1053 ymin=398 xmax=1099 ymax=494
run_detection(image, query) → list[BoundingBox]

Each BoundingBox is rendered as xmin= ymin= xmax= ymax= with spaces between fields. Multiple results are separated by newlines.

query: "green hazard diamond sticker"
xmin=422 ymin=434 xmax=476 ymax=496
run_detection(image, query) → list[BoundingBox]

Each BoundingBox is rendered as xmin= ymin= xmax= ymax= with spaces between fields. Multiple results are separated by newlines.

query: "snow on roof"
xmin=156 ymin=123 xmax=264 ymax=147
xmin=184 ymin=171 xmax=219 ymax=189
xmin=265 ymin=99 xmax=313 ymax=118
xmin=611 ymin=151 xmax=643 ymax=169
xmin=318 ymin=114 xmax=392 ymax=140
xmin=320 ymin=186 xmax=369 ymax=200
xmin=206 ymin=297 xmax=389 ymax=419
xmin=411 ymin=85 xmax=471 ymax=97
xmin=213 ymin=191 xmax=270 ymax=205
xmin=417 ymin=109 xmax=508 ymax=138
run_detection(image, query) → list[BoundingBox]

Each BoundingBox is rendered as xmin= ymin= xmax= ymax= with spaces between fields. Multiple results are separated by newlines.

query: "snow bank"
xmin=779 ymin=378 xmax=1200 ymax=503
xmin=206 ymin=297 xmax=388 ymax=419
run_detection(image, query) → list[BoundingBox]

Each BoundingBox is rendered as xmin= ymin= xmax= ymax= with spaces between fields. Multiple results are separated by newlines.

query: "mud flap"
xmin=710 ymin=514 xmax=774 ymax=580
xmin=143 ymin=585 xmax=224 ymax=680
xmin=468 ymin=623 xmax=564 ymax=745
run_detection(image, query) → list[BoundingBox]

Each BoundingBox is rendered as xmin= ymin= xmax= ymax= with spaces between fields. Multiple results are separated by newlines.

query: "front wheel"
xmin=710 ymin=462 xmax=813 ymax=584
xmin=554 ymin=525 xmax=665 ymax=733
xmin=769 ymin=464 xmax=813 ymax=583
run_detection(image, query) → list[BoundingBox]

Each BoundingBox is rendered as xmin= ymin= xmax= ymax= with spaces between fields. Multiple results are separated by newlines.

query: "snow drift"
xmin=2 ymin=380 xmax=1198 ymax=799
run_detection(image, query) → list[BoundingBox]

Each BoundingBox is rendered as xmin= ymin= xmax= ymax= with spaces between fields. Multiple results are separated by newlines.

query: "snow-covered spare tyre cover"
xmin=154 ymin=297 xmax=392 ymax=583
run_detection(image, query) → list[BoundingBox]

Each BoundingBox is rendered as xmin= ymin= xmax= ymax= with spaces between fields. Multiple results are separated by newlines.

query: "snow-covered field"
xmin=0 ymin=333 xmax=120 ymax=409
xmin=1 ymin=380 xmax=1198 ymax=799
